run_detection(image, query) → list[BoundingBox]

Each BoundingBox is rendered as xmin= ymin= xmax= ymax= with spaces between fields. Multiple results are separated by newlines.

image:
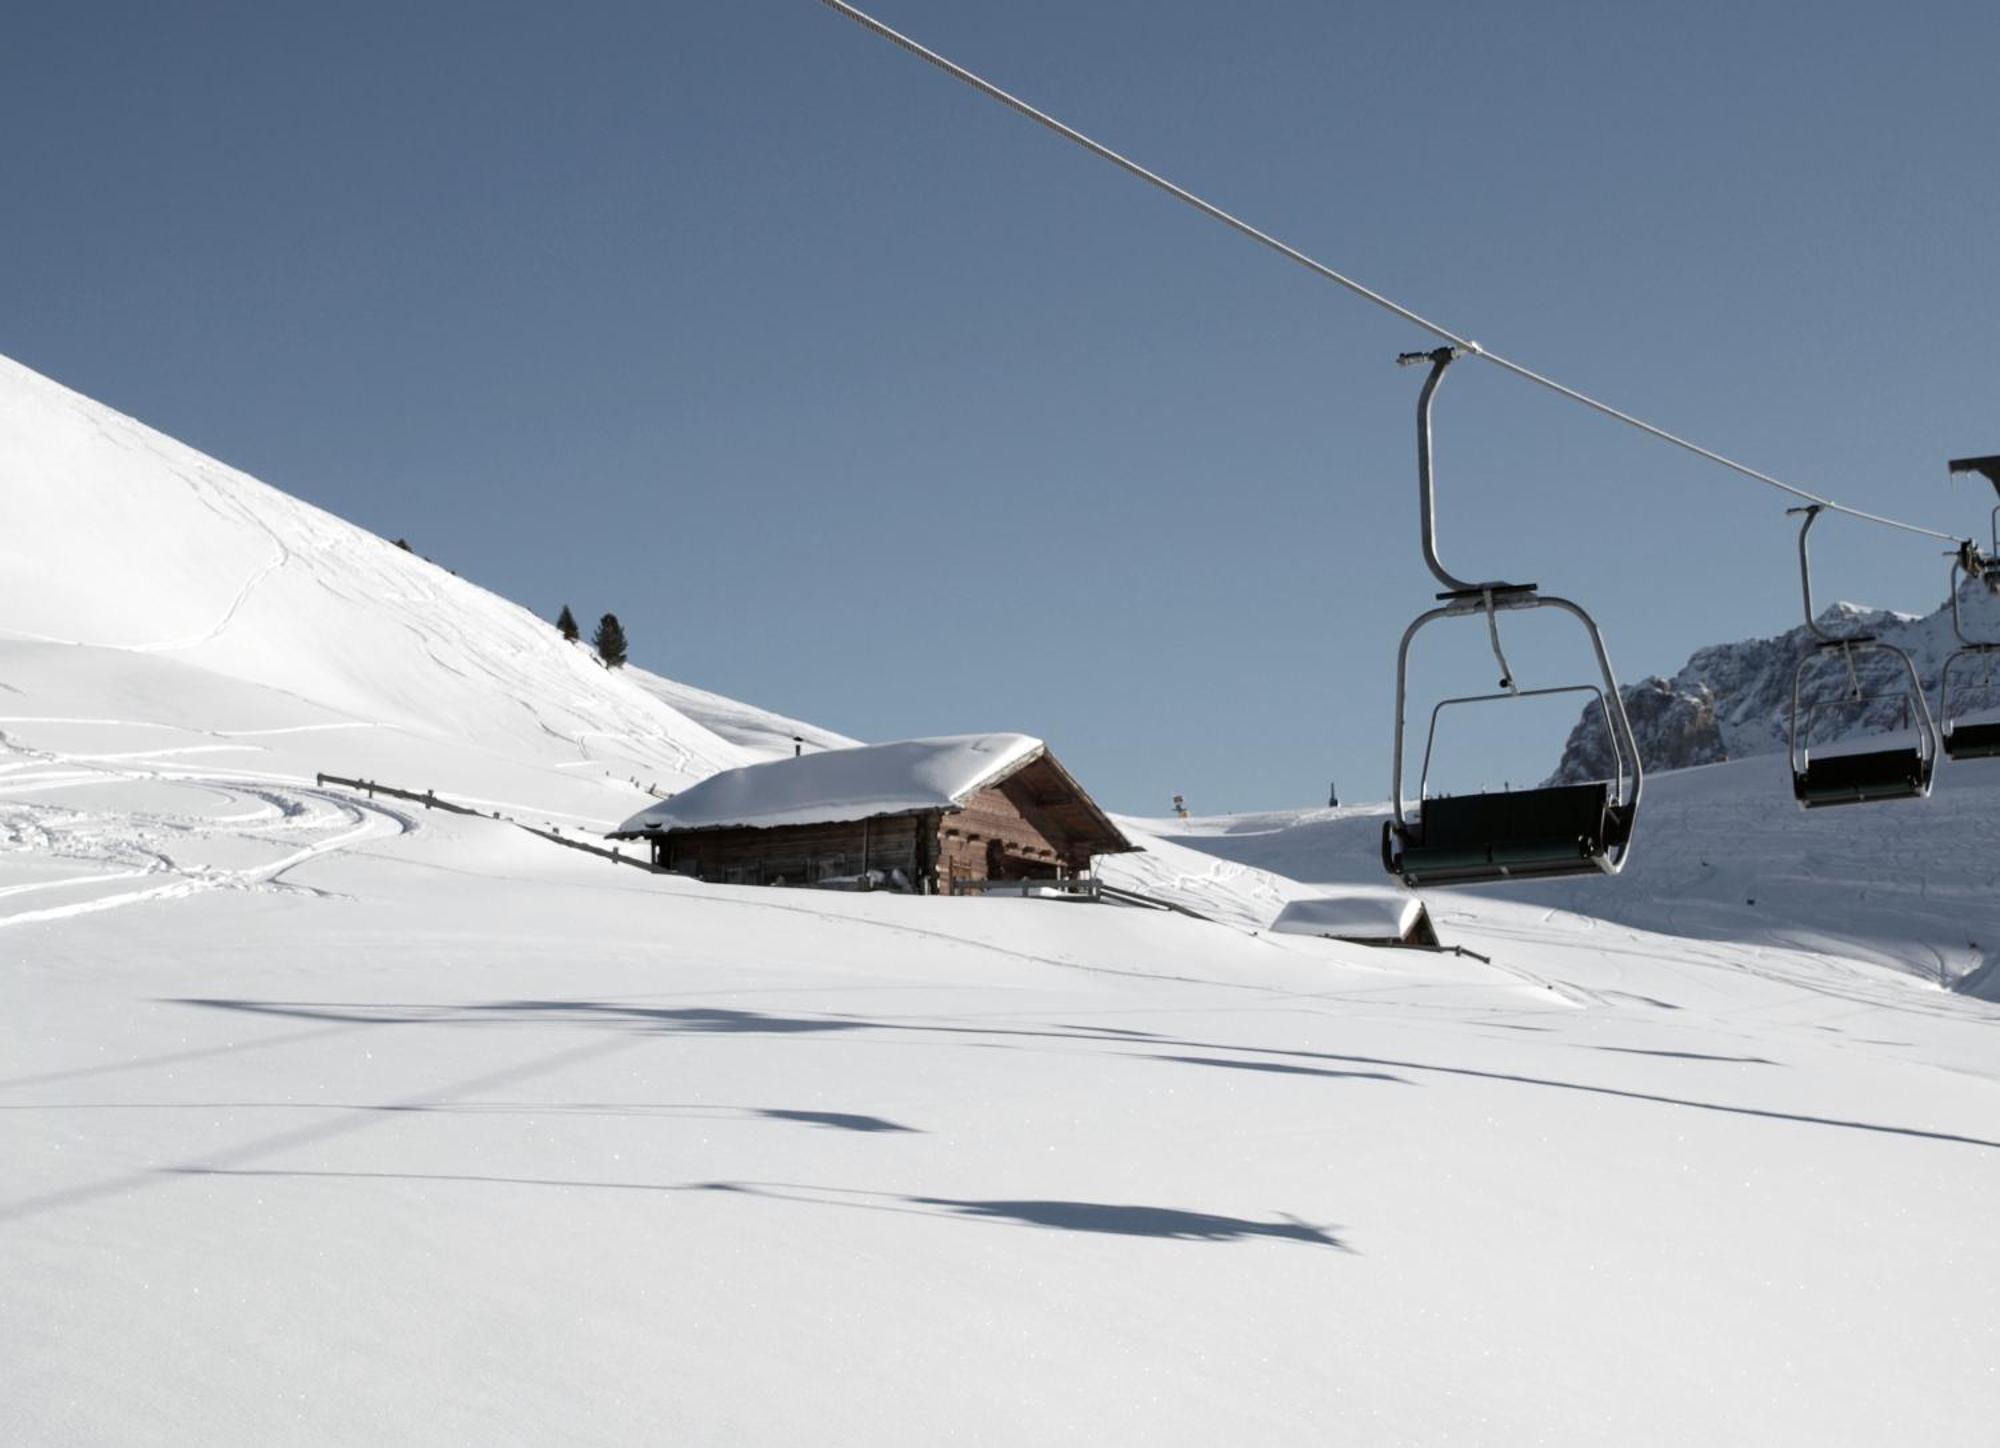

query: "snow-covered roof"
xmin=610 ymin=733 xmax=1050 ymax=836
xmin=1271 ymin=892 xmax=1430 ymax=943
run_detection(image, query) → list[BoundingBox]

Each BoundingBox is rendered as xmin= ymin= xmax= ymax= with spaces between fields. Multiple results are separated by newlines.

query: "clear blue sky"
xmin=5 ymin=1 xmax=1997 ymax=814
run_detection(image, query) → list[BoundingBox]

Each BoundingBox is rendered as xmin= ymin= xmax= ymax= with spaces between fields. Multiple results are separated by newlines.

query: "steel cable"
xmin=816 ymin=0 xmax=1962 ymax=545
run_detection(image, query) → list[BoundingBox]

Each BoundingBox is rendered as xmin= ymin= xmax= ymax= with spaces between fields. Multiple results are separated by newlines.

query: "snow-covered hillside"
xmin=625 ymin=665 xmax=859 ymax=761
xmin=1145 ymin=749 xmax=2000 ymax=992
xmin=0 ymin=354 xmax=752 ymax=811
xmin=5 ymin=354 xmax=2000 ymax=1444
xmin=1554 ymin=588 xmax=2000 ymax=781
xmin=0 ymin=355 xmax=1294 ymax=931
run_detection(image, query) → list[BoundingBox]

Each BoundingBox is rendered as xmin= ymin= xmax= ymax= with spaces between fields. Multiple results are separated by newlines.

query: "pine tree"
xmin=592 ymin=613 xmax=628 ymax=669
xmin=556 ymin=604 xmax=579 ymax=642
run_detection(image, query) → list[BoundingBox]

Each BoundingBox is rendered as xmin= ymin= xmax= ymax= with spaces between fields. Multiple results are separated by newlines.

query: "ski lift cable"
xmin=815 ymin=0 xmax=1962 ymax=546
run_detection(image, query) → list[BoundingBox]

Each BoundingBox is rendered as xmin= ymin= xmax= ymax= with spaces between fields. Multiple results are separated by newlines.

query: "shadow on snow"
xmin=152 ymin=995 xmax=2000 ymax=1153
xmin=168 ymin=1168 xmax=1347 ymax=1248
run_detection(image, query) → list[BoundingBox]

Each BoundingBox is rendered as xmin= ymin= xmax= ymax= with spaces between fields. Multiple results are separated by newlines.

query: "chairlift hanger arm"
xmin=1790 ymin=504 xmax=1877 ymax=647
xmin=1398 ymin=349 xmax=1538 ymax=606
xmin=1792 ymin=505 xmax=1831 ymax=642
xmin=1403 ymin=348 xmax=1488 ymax=595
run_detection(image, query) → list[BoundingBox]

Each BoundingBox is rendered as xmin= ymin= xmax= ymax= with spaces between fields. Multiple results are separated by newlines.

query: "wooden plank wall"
xmin=663 ymin=815 xmax=923 ymax=887
xmin=938 ymin=783 xmax=1079 ymax=889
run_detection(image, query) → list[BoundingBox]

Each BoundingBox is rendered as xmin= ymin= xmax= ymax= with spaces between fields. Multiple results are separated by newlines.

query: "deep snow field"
xmin=5 ymin=352 xmax=1999 ymax=1445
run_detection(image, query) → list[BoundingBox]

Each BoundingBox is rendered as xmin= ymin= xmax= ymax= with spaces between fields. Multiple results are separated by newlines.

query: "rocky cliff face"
xmin=1550 ymin=585 xmax=1994 ymax=784
xmin=1550 ymin=676 xmax=1727 ymax=783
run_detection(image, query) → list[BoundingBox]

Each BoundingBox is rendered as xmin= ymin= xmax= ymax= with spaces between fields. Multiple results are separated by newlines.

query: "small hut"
xmin=608 ymin=733 xmax=1136 ymax=893
xmin=1271 ymin=892 xmax=1442 ymax=948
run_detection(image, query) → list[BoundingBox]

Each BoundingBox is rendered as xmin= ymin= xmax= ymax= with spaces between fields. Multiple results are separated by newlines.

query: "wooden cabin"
xmin=607 ymin=733 xmax=1137 ymax=893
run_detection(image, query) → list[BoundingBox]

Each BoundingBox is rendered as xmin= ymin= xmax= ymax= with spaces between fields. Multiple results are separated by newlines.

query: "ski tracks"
xmin=0 ymin=784 xmax=410 ymax=929
xmin=0 ymin=722 xmax=413 ymax=930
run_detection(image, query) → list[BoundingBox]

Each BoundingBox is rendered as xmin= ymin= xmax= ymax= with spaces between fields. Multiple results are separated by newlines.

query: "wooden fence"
xmin=314 ymin=773 xmax=664 ymax=873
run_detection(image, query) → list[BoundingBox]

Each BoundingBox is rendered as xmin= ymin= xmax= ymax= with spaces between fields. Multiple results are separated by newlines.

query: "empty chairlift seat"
xmin=1944 ymin=713 xmax=2000 ymax=761
xmin=1793 ymin=732 xmax=1934 ymax=806
xmin=1384 ymin=781 xmax=1635 ymax=887
xmin=1783 ymin=508 xmax=1939 ymax=810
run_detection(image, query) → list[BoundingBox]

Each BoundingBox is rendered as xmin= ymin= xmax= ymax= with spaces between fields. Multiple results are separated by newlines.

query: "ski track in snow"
xmin=0 ymin=782 xmax=410 ymax=928
xmin=0 ymin=721 xmax=414 ymax=928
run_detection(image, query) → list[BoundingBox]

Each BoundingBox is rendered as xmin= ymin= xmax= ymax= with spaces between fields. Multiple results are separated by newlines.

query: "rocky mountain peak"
xmin=1550 ymin=583 xmax=1988 ymax=784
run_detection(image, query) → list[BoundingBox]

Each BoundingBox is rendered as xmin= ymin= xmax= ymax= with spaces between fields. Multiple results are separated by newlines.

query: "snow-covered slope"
xmin=625 ymin=665 xmax=859 ymax=760
xmin=7 ymin=354 xmax=2000 ymax=1445
xmin=9 ymin=729 xmax=1999 ymax=1446
xmin=0 ymin=353 xmax=1297 ymax=929
xmin=1102 ymin=819 xmax=1318 ymax=932
xmin=0 ymin=354 xmax=750 ymax=810
xmin=1554 ymin=589 xmax=1999 ymax=781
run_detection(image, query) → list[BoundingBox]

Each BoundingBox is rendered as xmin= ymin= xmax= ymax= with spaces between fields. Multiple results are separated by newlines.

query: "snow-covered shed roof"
xmin=610 ymin=733 xmax=1132 ymax=852
xmin=1271 ymin=891 xmax=1439 ymax=946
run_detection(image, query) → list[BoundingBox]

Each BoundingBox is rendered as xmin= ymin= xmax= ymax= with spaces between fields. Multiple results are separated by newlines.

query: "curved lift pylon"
xmin=1939 ymin=454 xmax=2000 ymax=760
xmin=1786 ymin=504 xmax=1938 ymax=806
xmin=1381 ymin=348 xmax=1643 ymax=888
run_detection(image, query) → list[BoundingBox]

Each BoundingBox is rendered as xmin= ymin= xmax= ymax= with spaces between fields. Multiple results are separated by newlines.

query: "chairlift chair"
xmin=1786 ymin=505 xmax=1938 ymax=806
xmin=1381 ymin=349 xmax=1644 ymax=887
xmin=1938 ymin=455 xmax=2000 ymax=760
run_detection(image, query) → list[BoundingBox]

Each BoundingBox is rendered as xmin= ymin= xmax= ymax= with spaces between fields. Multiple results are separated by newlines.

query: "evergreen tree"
xmin=556 ymin=604 xmax=579 ymax=642
xmin=592 ymin=613 xmax=628 ymax=669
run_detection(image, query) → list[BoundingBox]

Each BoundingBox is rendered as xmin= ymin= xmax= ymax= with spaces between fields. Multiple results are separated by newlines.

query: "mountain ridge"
xmin=1551 ymin=590 xmax=1994 ymax=783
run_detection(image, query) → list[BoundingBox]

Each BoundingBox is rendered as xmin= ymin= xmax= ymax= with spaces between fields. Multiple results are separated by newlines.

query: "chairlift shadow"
xmin=903 ymin=1195 xmax=1347 ymax=1247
